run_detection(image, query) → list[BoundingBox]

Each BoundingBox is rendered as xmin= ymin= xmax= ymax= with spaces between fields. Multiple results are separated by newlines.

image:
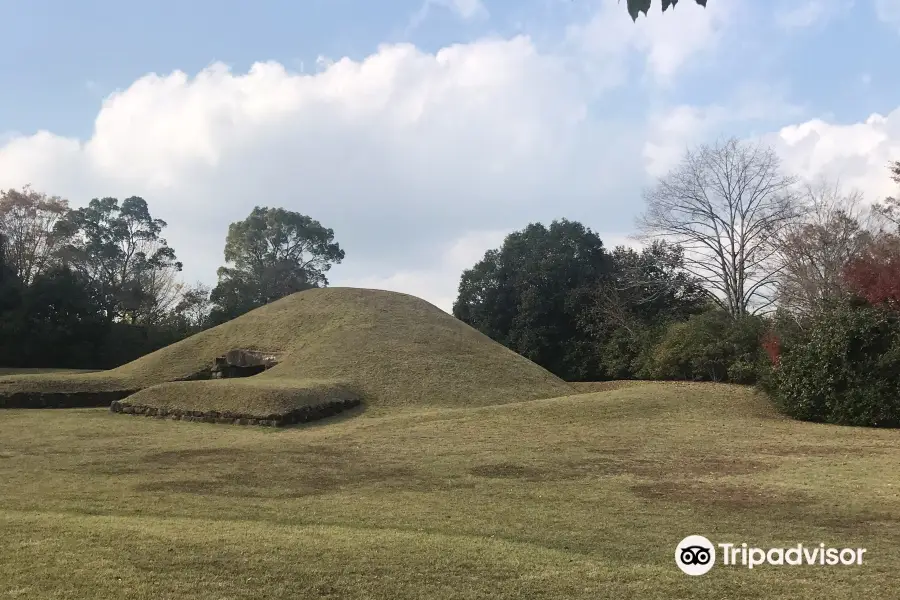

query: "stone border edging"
xmin=109 ymin=397 xmax=361 ymax=427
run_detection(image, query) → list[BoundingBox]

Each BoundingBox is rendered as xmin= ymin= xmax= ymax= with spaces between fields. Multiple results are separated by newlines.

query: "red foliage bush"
xmin=761 ymin=331 xmax=781 ymax=367
xmin=842 ymin=235 xmax=900 ymax=309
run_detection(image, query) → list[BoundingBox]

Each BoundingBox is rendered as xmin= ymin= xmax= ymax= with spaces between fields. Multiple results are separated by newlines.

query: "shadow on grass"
xmin=271 ymin=402 xmax=369 ymax=432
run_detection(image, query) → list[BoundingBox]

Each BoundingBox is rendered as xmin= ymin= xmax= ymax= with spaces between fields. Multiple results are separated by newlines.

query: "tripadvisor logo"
xmin=676 ymin=535 xmax=716 ymax=575
xmin=675 ymin=535 xmax=867 ymax=575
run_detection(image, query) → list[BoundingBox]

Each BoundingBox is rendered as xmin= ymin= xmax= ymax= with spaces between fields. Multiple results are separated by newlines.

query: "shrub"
xmin=770 ymin=304 xmax=900 ymax=427
xmin=647 ymin=310 xmax=767 ymax=383
xmin=726 ymin=359 xmax=759 ymax=385
xmin=842 ymin=234 xmax=900 ymax=309
xmin=761 ymin=331 xmax=781 ymax=366
xmin=597 ymin=323 xmax=665 ymax=380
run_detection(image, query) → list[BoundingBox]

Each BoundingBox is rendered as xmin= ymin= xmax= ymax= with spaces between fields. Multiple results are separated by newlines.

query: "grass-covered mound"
xmin=0 ymin=288 xmax=572 ymax=422
xmin=112 ymin=379 xmax=361 ymax=426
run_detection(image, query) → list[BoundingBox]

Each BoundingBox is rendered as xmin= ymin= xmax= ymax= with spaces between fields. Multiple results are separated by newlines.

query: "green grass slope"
xmin=0 ymin=382 xmax=897 ymax=599
xmin=0 ymin=288 xmax=573 ymax=413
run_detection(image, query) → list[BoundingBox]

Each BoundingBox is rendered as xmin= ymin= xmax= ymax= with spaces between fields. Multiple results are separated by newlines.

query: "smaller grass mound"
xmin=0 ymin=372 xmax=132 ymax=394
xmin=111 ymin=379 xmax=361 ymax=427
xmin=0 ymin=371 xmax=137 ymax=408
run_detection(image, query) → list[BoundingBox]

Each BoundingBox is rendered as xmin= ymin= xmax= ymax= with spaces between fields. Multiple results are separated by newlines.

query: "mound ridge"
xmin=0 ymin=288 xmax=573 ymax=421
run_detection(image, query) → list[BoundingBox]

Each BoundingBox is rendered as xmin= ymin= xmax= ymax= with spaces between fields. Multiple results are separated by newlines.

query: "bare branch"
xmin=769 ymin=177 xmax=877 ymax=319
xmin=637 ymin=137 xmax=799 ymax=317
xmin=0 ymin=185 xmax=70 ymax=284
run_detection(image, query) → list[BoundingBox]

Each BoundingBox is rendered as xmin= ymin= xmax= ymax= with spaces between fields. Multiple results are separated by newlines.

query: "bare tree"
xmin=873 ymin=161 xmax=900 ymax=231
xmin=773 ymin=179 xmax=877 ymax=318
xmin=126 ymin=239 xmax=184 ymax=325
xmin=0 ymin=186 xmax=70 ymax=285
xmin=584 ymin=241 xmax=706 ymax=336
xmin=54 ymin=196 xmax=181 ymax=322
xmin=638 ymin=137 xmax=799 ymax=317
xmin=173 ymin=282 xmax=212 ymax=330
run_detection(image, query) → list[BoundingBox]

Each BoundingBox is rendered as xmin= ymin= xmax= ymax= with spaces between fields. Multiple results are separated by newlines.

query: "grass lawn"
xmin=1 ymin=381 xmax=898 ymax=599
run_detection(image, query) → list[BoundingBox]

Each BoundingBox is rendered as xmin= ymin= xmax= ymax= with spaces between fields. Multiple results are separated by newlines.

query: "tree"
xmin=453 ymin=219 xmax=613 ymax=380
xmin=0 ymin=232 xmax=24 ymax=366
xmin=647 ymin=310 xmax=767 ymax=383
xmin=843 ymin=233 xmax=900 ymax=309
xmin=0 ymin=186 xmax=70 ymax=285
xmin=579 ymin=241 xmax=708 ymax=378
xmin=0 ymin=231 xmax=21 ymax=309
xmin=16 ymin=267 xmax=108 ymax=369
xmin=638 ymin=137 xmax=799 ymax=318
xmin=0 ymin=232 xmax=10 ymax=284
xmin=842 ymin=163 xmax=900 ymax=310
xmin=771 ymin=303 xmax=900 ymax=427
xmin=172 ymin=283 xmax=212 ymax=332
xmin=53 ymin=196 xmax=182 ymax=323
xmin=873 ymin=161 xmax=900 ymax=230
xmin=626 ymin=0 xmax=708 ymax=21
xmin=773 ymin=180 xmax=876 ymax=319
xmin=125 ymin=240 xmax=184 ymax=326
xmin=587 ymin=241 xmax=706 ymax=332
xmin=210 ymin=207 xmax=344 ymax=322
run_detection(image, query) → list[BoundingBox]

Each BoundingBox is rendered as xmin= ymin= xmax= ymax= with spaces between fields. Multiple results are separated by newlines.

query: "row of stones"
xmin=0 ymin=390 xmax=139 ymax=409
xmin=109 ymin=397 xmax=361 ymax=427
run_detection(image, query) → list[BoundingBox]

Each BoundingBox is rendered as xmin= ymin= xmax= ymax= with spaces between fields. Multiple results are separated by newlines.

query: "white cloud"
xmin=875 ymin=0 xmax=900 ymax=30
xmin=73 ymin=40 xmax=586 ymax=189
xmin=774 ymin=0 xmax=852 ymax=30
xmin=566 ymin=0 xmax=733 ymax=86
xmin=769 ymin=109 xmax=900 ymax=202
xmin=643 ymin=99 xmax=900 ymax=209
xmin=0 ymin=34 xmax=647 ymax=310
xmin=644 ymin=105 xmax=718 ymax=177
xmin=643 ymin=83 xmax=807 ymax=176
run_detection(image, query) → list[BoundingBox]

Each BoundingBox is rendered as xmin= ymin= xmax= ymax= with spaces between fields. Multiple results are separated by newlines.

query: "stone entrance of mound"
xmin=211 ymin=349 xmax=280 ymax=379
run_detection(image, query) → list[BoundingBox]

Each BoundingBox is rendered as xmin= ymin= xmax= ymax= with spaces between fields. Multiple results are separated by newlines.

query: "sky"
xmin=1 ymin=0 xmax=899 ymax=312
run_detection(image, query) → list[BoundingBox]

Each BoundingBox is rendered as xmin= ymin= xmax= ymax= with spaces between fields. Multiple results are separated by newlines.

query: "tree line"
xmin=0 ymin=191 xmax=342 ymax=368
xmin=3 ymin=137 xmax=899 ymax=427
xmin=453 ymin=139 xmax=900 ymax=427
